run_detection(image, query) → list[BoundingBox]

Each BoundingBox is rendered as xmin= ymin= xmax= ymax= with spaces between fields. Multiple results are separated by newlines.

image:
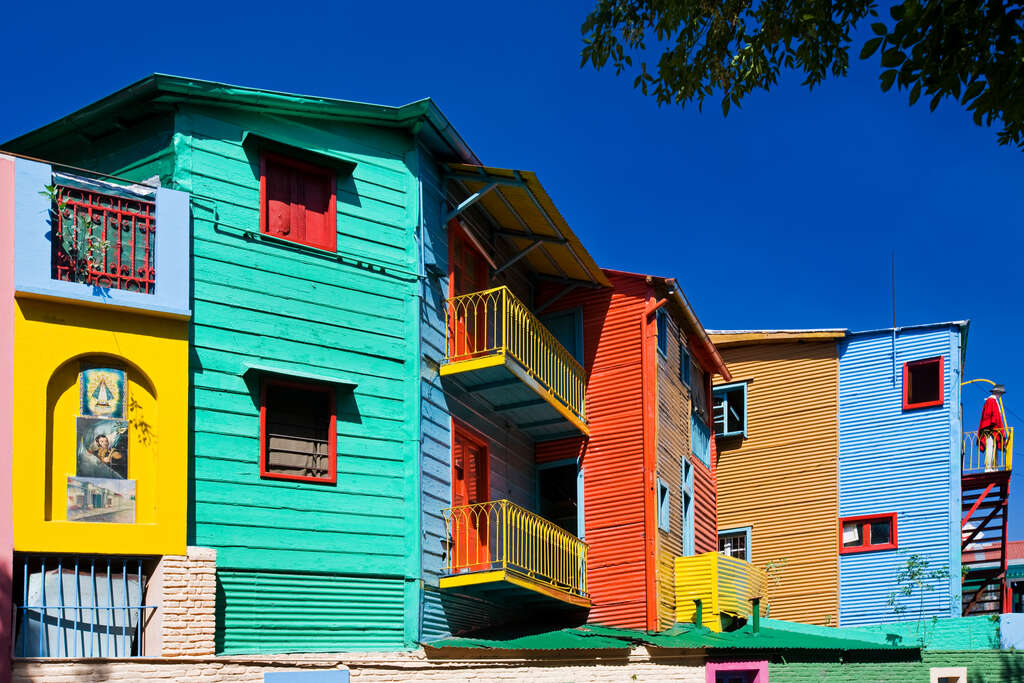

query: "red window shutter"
xmin=261 ymin=154 xmax=336 ymax=251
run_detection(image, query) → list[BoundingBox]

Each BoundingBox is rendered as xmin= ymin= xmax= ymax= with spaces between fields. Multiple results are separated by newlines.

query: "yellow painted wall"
xmin=13 ymin=296 xmax=188 ymax=555
xmin=712 ymin=340 xmax=839 ymax=626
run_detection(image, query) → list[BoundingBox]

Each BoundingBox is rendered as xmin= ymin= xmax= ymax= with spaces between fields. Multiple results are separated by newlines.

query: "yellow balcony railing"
xmin=443 ymin=286 xmax=586 ymax=426
xmin=441 ymin=499 xmax=589 ymax=602
xmin=675 ymin=552 xmax=767 ymax=631
xmin=963 ymin=427 xmax=1013 ymax=474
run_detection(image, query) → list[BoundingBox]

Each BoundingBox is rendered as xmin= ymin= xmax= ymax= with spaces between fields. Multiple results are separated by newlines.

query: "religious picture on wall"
xmin=66 ymin=476 xmax=135 ymax=523
xmin=79 ymin=366 xmax=127 ymax=419
xmin=76 ymin=417 xmax=129 ymax=479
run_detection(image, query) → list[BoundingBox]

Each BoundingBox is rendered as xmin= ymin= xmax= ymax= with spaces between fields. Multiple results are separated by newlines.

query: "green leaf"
xmin=880 ymin=70 xmax=898 ymax=92
xmin=963 ymin=80 xmax=985 ymax=103
xmin=881 ymin=48 xmax=905 ymax=67
xmin=871 ymin=22 xmax=887 ymax=35
xmin=722 ymin=96 xmax=731 ymax=116
xmin=861 ymin=37 xmax=883 ymax=59
xmin=909 ymin=82 xmax=922 ymax=105
xmin=930 ymin=93 xmax=942 ymax=112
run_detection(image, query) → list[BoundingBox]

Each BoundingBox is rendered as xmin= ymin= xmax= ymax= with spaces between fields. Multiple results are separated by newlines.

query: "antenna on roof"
xmin=891 ymin=249 xmax=896 ymax=329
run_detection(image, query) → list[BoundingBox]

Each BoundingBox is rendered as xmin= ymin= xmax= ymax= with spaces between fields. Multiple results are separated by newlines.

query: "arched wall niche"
xmin=44 ymin=353 xmax=160 ymax=524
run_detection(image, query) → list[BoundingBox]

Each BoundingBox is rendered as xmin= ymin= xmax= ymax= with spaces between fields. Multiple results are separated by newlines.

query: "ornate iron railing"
xmin=444 ymin=286 xmax=586 ymax=424
xmin=442 ymin=499 xmax=588 ymax=600
xmin=51 ymin=185 xmax=156 ymax=293
xmin=963 ymin=427 xmax=1013 ymax=474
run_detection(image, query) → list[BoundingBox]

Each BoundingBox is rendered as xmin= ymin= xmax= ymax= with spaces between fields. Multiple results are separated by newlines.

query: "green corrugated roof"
xmin=425 ymin=624 xmax=639 ymax=650
xmin=425 ymin=620 xmax=914 ymax=652
xmin=835 ymin=615 xmax=1002 ymax=651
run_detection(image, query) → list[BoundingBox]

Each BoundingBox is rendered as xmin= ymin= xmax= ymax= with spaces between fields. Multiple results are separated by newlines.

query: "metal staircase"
xmin=961 ymin=427 xmax=1013 ymax=615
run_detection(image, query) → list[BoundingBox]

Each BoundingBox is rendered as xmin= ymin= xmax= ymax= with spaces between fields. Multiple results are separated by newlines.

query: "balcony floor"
xmin=440 ymin=568 xmax=591 ymax=609
xmin=441 ymin=352 xmax=587 ymax=441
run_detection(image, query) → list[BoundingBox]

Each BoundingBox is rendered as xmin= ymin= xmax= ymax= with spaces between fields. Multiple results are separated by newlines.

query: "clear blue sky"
xmin=3 ymin=2 xmax=1021 ymax=537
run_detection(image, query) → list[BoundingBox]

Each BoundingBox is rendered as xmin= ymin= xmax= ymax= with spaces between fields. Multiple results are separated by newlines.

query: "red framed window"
xmin=839 ymin=513 xmax=898 ymax=554
xmin=259 ymin=153 xmax=337 ymax=252
xmin=259 ymin=378 xmax=337 ymax=484
xmin=903 ymin=356 xmax=944 ymax=410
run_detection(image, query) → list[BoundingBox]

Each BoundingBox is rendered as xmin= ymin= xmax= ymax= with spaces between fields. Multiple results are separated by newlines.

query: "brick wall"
xmin=13 ymin=647 xmax=705 ymax=682
xmin=768 ymin=650 xmax=1024 ymax=683
xmin=143 ymin=546 xmax=217 ymax=657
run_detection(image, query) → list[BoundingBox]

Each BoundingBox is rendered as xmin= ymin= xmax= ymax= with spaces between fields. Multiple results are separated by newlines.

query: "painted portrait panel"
xmin=76 ymin=417 xmax=129 ymax=479
xmin=67 ymin=476 xmax=135 ymax=523
xmin=79 ymin=367 xmax=127 ymax=419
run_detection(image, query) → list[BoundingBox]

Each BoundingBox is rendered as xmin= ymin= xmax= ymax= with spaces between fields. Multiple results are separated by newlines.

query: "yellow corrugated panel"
xmin=674 ymin=553 xmax=767 ymax=631
xmin=675 ymin=553 xmax=718 ymax=629
xmin=714 ymin=341 xmax=839 ymax=625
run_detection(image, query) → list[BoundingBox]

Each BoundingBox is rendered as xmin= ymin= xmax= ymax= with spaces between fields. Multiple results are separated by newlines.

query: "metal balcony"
xmin=962 ymin=427 xmax=1013 ymax=475
xmin=440 ymin=499 xmax=590 ymax=608
xmin=441 ymin=286 xmax=587 ymax=439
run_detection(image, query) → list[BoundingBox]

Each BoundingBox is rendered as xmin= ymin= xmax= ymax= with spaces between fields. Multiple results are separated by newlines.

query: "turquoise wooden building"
xmin=4 ymin=75 xmax=482 ymax=653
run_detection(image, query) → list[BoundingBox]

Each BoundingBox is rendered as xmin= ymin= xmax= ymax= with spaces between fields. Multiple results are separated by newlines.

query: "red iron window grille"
xmin=839 ymin=512 xmax=898 ymax=554
xmin=51 ymin=186 xmax=156 ymax=294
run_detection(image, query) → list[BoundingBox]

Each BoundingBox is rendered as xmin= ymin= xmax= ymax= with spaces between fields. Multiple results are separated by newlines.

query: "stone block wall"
xmin=142 ymin=546 xmax=217 ymax=657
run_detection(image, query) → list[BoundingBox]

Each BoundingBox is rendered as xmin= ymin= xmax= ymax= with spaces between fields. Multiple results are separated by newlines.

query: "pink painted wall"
xmin=706 ymin=660 xmax=769 ymax=683
xmin=0 ymin=156 xmax=15 ymax=683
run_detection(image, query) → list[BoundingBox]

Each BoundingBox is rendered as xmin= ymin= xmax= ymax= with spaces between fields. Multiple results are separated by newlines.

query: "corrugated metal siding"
xmin=538 ymin=272 xmax=651 ymax=629
xmin=656 ymin=313 xmax=688 ymax=628
xmin=838 ymin=327 xmax=961 ymax=626
xmin=216 ymin=570 xmax=406 ymax=653
xmin=715 ymin=341 xmax=839 ymax=625
xmin=693 ymin=454 xmax=717 ymax=554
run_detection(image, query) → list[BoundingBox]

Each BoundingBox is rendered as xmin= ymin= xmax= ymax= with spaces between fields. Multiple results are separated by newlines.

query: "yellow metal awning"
xmin=445 ymin=164 xmax=611 ymax=288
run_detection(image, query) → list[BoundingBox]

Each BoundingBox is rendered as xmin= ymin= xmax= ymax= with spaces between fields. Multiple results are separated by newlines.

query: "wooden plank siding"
xmin=176 ymin=106 xmax=422 ymax=651
xmin=712 ymin=340 xmax=840 ymax=626
xmin=417 ymin=145 xmax=546 ymax=638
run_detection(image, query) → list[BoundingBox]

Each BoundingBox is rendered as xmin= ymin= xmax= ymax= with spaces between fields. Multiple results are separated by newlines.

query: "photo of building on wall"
xmin=76 ymin=416 xmax=128 ymax=479
xmin=66 ymin=476 xmax=135 ymax=524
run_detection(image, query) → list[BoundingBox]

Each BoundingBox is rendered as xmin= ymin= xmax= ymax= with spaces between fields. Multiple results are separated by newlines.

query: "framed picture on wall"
xmin=79 ymin=367 xmax=127 ymax=419
xmin=76 ymin=417 xmax=129 ymax=479
xmin=66 ymin=476 xmax=135 ymax=523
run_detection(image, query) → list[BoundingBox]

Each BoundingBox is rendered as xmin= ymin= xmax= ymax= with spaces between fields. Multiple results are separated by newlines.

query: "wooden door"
xmin=451 ymin=424 xmax=490 ymax=572
xmin=448 ymin=223 xmax=490 ymax=361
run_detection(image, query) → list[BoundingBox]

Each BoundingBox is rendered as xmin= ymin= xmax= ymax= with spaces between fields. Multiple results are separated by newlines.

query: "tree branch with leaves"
xmin=581 ymin=0 xmax=1024 ymax=147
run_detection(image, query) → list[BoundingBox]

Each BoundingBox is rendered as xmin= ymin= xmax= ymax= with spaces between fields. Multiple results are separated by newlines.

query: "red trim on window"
xmin=259 ymin=153 xmax=337 ymax=253
xmin=259 ymin=378 xmax=337 ymax=484
xmin=838 ymin=512 xmax=898 ymax=554
xmin=902 ymin=355 xmax=945 ymax=410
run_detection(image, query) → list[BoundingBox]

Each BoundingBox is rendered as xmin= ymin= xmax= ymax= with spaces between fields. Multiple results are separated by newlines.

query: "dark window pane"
xmin=264 ymin=383 xmax=332 ymax=479
xmin=538 ymin=463 xmax=578 ymax=536
xmin=870 ymin=519 xmax=892 ymax=545
xmin=907 ymin=359 xmax=941 ymax=406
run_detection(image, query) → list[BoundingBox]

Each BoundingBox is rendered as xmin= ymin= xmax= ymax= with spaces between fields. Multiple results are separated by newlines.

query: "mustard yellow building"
xmin=1 ymin=154 xmax=190 ymax=659
xmin=709 ymin=330 xmax=845 ymax=626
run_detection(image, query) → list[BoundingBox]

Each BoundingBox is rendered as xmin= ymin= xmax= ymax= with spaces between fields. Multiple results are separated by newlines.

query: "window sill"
xmin=839 ymin=543 xmax=898 ymax=555
xmin=903 ymin=399 xmax=945 ymax=411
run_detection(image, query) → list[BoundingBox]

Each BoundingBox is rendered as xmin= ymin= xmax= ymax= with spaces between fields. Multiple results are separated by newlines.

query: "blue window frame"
xmin=680 ymin=346 xmax=691 ymax=386
xmin=719 ymin=526 xmax=752 ymax=561
xmin=656 ymin=309 xmax=668 ymax=356
xmin=682 ymin=459 xmax=695 ymax=555
xmin=713 ymin=382 xmax=748 ymax=438
xmin=691 ymin=413 xmax=711 ymax=467
xmin=536 ymin=457 xmax=584 ymax=539
xmin=657 ymin=478 xmax=671 ymax=531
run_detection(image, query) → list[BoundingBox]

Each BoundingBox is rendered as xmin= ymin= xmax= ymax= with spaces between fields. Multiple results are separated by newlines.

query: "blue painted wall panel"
xmin=838 ymin=325 xmax=962 ymax=626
